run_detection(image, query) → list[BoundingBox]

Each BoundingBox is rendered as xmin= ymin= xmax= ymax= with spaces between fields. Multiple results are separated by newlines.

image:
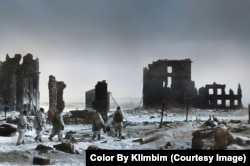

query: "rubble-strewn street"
xmin=1 ymin=107 xmax=249 ymax=165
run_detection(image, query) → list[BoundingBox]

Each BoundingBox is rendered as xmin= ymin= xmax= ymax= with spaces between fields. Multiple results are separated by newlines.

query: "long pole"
xmin=248 ymin=104 xmax=250 ymax=124
xmin=29 ymin=72 xmax=31 ymax=113
xmin=186 ymin=101 xmax=189 ymax=122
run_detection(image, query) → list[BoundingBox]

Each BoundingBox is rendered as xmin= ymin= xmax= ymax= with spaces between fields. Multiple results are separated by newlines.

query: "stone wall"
xmin=0 ymin=54 xmax=40 ymax=113
xmin=48 ymin=75 xmax=66 ymax=120
xmin=143 ymin=59 xmax=195 ymax=108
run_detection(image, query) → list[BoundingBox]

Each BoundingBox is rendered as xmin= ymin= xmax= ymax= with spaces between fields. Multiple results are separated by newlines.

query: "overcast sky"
xmin=0 ymin=0 xmax=250 ymax=107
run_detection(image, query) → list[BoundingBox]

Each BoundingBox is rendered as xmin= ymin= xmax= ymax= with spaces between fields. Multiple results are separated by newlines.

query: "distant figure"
xmin=49 ymin=103 xmax=65 ymax=142
xmin=113 ymin=106 xmax=124 ymax=138
xmin=34 ymin=108 xmax=46 ymax=142
xmin=91 ymin=110 xmax=105 ymax=141
xmin=16 ymin=110 xmax=30 ymax=145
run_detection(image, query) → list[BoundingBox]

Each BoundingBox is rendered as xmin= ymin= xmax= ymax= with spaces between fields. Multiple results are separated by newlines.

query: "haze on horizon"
xmin=0 ymin=0 xmax=250 ymax=107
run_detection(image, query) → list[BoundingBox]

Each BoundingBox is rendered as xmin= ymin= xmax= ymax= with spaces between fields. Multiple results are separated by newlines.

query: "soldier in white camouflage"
xmin=34 ymin=108 xmax=46 ymax=142
xmin=91 ymin=110 xmax=105 ymax=141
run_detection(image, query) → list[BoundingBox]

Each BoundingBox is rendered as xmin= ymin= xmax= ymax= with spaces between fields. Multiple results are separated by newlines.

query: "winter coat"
xmin=17 ymin=113 xmax=28 ymax=132
xmin=52 ymin=111 xmax=65 ymax=131
xmin=113 ymin=109 xmax=124 ymax=123
xmin=34 ymin=110 xmax=46 ymax=130
xmin=92 ymin=112 xmax=104 ymax=131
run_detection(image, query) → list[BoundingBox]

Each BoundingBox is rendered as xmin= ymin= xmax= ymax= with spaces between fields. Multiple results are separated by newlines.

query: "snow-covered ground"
xmin=0 ymin=107 xmax=250 ymax=165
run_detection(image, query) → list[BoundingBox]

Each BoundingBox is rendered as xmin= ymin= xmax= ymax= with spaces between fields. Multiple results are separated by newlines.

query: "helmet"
xmin=23 ymin=110 xmax=27 ymax=115
xmin=40 ymin=108 xmax=45 ymax=113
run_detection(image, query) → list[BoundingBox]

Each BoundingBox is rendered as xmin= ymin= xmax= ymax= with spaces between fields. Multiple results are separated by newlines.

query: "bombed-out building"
xmin=143 ymin=59 xmax=243 ymax=109
xmin=191 ymin=82 xmax=243 ymax=109
xmin=0 ymin=54 xmax=40 ymax=113
xmin=85 ymin=80 xmax=110 ymax=120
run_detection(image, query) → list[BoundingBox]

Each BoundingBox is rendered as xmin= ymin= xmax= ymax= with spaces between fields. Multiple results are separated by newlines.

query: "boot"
xmin=48 ymin=136 xmax=53 ymax=141
xmin=91 ymin=135 xmax=96 ymax=141
xmin=38 ymin=138 xmax=43 ymax=143
xmin=34 ymin=136 xmax=38 ymax=142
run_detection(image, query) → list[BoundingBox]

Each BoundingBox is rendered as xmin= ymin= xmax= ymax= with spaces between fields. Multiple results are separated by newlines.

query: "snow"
xmin=0 ymin=107 xmax=250 ymax=165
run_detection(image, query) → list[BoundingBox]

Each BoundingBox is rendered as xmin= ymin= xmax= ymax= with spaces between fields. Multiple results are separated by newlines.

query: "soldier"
xmin=34 ymin=108 xmax=46 ymax=142
xmin=48 ymin=103 xmax=65 ymax=142
xmin=113 ymin=106 xmax=124 ymax=138
xmin=91 ymin=110 xmax=105 ymax=141
xmin=16 ymin=110 xmax=30 ymax=145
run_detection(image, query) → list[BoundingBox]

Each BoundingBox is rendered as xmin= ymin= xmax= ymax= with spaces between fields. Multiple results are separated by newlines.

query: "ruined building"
xmin=191 ymin=82 xmax=243 ymax=109
xmin=143 ymin=59 xmax=243 ymax=109
xmin=48 ymin=75 xmax=66 ymax=120
xmin=85 ymin=80 xmax=110 ymax=120
xmin=143 ymin=59 xmax=196 ymax=107
xmin=0 ymin=54 xmax=40 ymax=113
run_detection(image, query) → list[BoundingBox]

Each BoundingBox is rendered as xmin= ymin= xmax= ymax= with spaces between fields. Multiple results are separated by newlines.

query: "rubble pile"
xmin=192 ymin=115 xmax=250 ymax=150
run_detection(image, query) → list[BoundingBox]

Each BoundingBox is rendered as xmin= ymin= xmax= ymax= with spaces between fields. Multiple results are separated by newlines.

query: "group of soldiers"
xmin=16 ymin=107 xmax=64 ymax=146
xmin=91 ymin=106 xmax=124 ymax=141
xmin=16 ymin=105 xmax=124 ymax=145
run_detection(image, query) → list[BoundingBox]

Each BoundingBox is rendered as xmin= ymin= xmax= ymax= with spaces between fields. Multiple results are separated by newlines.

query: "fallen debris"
xmin=86 ymin=145 xmax=107 ymax=150
xmin=0 ymin=123 xmax=17 ymax=137
xmin=35 ymin=144 xmax=53 ymax=153
xmin=213 ymin=124 xmax=234 ymax=150
xmin=53 ymin=142 xmax=77 ymax=154
xmin=33 ymin=157 xmax=50 ymax=165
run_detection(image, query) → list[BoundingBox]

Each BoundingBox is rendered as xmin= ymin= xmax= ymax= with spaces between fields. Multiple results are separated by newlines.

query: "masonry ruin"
xmin=48 ymin=75 xmax=66 ymax=120
xmin=0 ymin=54 xmax=40 ymax=113
xmin=143 ymin=59 xmax=243 ymax=110
xmin=85 ymin=80 xmax=110 ymax=120
xmin=191 ymin=82 xmax=243 ymax=109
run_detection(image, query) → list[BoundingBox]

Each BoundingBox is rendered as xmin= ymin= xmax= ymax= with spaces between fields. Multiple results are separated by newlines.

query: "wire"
xmin=110 ymin=92 xmax=119 ymax=106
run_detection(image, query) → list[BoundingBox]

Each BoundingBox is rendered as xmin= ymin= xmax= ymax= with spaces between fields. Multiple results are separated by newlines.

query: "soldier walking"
xmin=48 ymin=102 xmax=65 ymax=142
xmin=16 ymin=110 xmax=30 ymax=145
xmin=34 ymin=108 xmax=46 ymax=142
xmin=91 ymin=110 xmax=105 ymax=141
xmin=113 ymin=106 xmax=124 ymax=138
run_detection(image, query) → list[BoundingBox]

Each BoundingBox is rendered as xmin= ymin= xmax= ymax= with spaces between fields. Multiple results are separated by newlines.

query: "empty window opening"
xmin=226 ymin=100 xmax=230 ymax=107
xmin=217 ymin=99 xmax=222 ymax=105
xmin=234 ymin=100 xmax=238 ymax=106
xmin=167 ymin=66 xmax=172 ymax=73
xmin=167 ymin=77 xmax=172 ymax=88
xmin=209 ymin=89 xmax=214 ymax=95
xmin=217 ymin=89 xmax=222 ymax=95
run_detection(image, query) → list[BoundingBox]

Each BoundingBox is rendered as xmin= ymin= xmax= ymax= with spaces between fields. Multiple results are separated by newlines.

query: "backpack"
xmin=113 ymin=111 xmax=123 ymax=123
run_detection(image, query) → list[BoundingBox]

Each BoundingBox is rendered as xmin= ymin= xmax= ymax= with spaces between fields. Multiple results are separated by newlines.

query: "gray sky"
xmin=0 ymin=0 xmax=250 ymax=106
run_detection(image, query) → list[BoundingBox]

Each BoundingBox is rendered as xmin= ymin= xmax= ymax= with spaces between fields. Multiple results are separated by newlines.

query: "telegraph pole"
xmin=248 ymin=104 xmax=250 ymax=124
xmin=28 ymin=71 xmax=31 ymax=113
xmin=186 ymin=101 xmax=189 ymax=122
